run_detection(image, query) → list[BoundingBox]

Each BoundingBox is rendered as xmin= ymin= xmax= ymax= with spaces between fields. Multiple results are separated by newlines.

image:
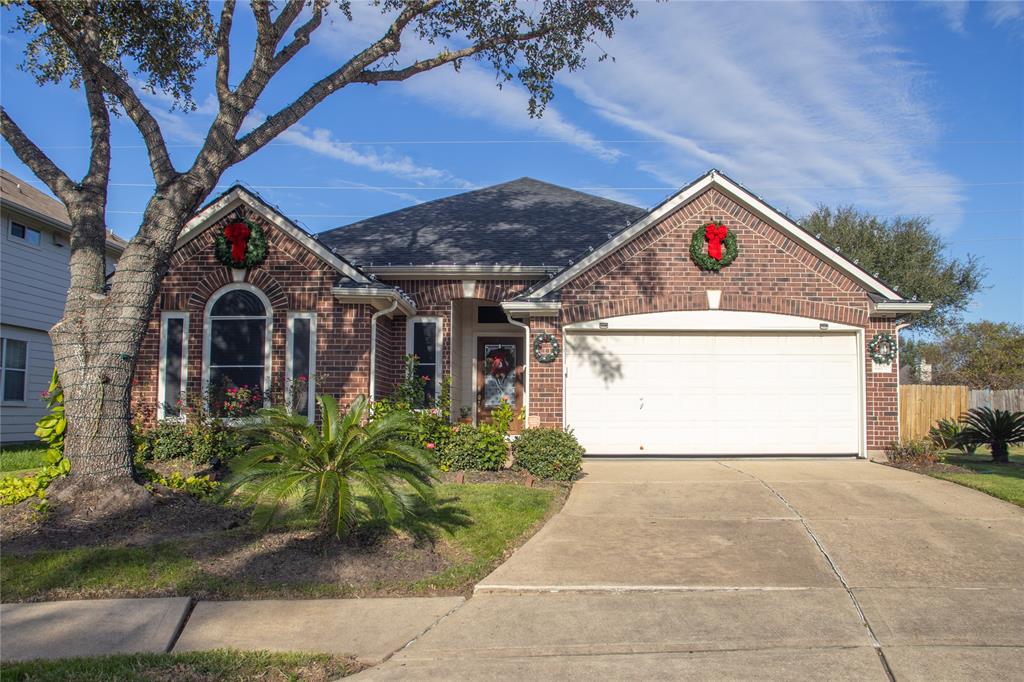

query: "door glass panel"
xmin=482 ymin=344 xmax=516 ymax=408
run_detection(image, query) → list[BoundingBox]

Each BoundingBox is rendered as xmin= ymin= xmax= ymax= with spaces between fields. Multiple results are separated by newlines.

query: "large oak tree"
xmin=1 ymin=0 xmax=635 ymax=508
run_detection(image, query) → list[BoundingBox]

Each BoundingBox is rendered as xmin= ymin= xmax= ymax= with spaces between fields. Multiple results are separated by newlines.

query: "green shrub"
xmin=137 ymin=417 xmax=243 ymax=466
xmin=513 ymin=428 xmax=585 ymax=481
xmin=928 ymin=417 xmax=978 ymax=455
xmin=222 ymin=394 xmax=436 ymax=538
xmin=959 ymin=407 xmax=1024 ymax=464
xmin=439 ymin=424 xmax=507 ymax=472
xmin=884 ymin=439 xmax=937 ymax=467
xmin=0 ymin=457 xmax=70 ymax=506
xmin=140 ymin=468 xmax=221 ymax=497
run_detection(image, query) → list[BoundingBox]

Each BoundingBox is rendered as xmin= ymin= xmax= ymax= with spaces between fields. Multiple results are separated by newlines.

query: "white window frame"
xmin=157 ymin=311 xmax=190 ymax=421
xmin=0 ymin=337 xmax=29 ymax=404
xmin=7 ymin=219 xmax=41 ymax=248
xmin=405 ymin=316 xmax=444 ymax=402
xmin=202 ymin=283 xmax=273 ymax=412
xmin=286 ymin=311 xmax=317 ymax=423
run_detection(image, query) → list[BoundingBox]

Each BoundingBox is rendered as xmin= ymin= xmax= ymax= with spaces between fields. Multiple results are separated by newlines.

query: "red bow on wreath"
xmin=223 ymin=222 xmax=251 ymax=264
xmin=705 ymin=223 xmax=728 ymax=261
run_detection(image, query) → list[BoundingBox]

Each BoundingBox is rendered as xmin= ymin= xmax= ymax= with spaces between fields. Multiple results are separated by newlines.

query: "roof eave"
xmin=365 ymin=264 xmax=560 ymax=279
xmin=330 ymin=287 xmax=416 ymax=316
xmin=872 ymin=301 xmax=933 ymax=316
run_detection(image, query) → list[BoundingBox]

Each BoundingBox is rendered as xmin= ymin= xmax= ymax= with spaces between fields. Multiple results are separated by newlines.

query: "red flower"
xmin=425 ymin=442 xmax=436 ymax=450
xmin=422 ymin=375 xmax=430 ymax=381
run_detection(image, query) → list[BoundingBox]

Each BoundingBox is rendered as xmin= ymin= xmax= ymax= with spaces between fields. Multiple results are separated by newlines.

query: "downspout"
xmin=894 ymin=320 xmax=913 ymax=443
xmin=505 ymin=311 xmax=530 ymax=425
xmin=369 ymin=300 xmax=399 ymax=401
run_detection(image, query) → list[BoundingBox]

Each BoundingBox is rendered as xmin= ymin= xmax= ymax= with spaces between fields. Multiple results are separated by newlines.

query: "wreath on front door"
xmin=690 ymin=222 xmax=738 ymax=271
xmin=868 ymin=332 xmax=897 ymax=364
xmin=214 ymin=218 xmax=268 ymax=269
xmin=533 ymin=332 xmax=560 ymax=363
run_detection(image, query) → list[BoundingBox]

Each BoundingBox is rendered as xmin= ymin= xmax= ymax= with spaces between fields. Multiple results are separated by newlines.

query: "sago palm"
xmin=959 ymin=407 xmax=1024 ymax=464
xmin=221 ymin=394 xmax=436 ymax=538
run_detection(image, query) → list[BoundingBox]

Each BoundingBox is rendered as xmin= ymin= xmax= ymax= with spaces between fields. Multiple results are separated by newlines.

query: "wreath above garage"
xmin=690 ymin=222 xmax=738 ymax=271
xmin=214 ymin=219 xmax=268 ymax=269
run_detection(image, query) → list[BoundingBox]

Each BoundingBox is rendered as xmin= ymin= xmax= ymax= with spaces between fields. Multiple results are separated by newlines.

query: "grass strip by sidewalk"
xmin=1 ymin=482 xmax=556 ymax=602
xmin=0 ymin=649 xmax=359 ymax=682
xmin=929 ymin=446 xmax=1024 ymax=508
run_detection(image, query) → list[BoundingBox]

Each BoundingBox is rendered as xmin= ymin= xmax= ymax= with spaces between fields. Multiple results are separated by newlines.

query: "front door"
xmin=476 ymin=337 xmax=524 ymax=432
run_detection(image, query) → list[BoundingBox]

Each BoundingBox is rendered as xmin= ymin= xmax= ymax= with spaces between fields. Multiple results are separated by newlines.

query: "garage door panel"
xmin=565 ymin=332 xmax=860 ymax=456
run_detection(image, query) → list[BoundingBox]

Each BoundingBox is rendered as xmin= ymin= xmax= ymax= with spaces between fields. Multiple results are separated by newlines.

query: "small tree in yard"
xmin=0 ymin=0 xmax=636 ymax=512
xmin=958 ymin=407 xmax=1024 ymax=464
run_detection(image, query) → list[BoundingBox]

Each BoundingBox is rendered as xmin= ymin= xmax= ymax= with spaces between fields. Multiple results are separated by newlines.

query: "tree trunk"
xmin=991 ymin=441 xmax=1009 ymax=464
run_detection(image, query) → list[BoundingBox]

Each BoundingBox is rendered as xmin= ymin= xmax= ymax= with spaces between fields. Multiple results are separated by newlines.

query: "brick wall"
xmin=527 ymin=187 xmax=899 ymax=451
xmin=134 ymin=206 xmax=372 ymax=426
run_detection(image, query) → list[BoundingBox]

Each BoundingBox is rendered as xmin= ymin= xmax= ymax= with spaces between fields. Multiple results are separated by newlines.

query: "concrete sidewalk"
xmin=0 ymin=596 xmax=464 ymax=665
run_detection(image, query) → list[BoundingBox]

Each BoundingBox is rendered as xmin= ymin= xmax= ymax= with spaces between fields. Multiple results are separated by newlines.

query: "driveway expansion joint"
xmin=717 ymin=461 xmax=897 ymax=682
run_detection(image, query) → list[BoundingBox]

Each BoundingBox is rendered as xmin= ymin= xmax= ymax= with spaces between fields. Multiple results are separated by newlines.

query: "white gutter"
xmin=365 ymin=264 xmax=559 ymax=279
xmin=501 ymin=300 xmax=561 ymax=316
xmin=872 ymin=302 xmax=933 ymax=315
xmin=369 ymin=300 xmax=399 ymax=401
xmin=331 ymin=287 xmax=416 ymax=317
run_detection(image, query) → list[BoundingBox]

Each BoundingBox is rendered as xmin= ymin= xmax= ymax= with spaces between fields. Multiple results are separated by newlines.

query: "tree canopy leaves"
xmin=908 ymin=322 xmax=1024 ymax=390
xmin=801 ymin=205 xmax=986 ymax=332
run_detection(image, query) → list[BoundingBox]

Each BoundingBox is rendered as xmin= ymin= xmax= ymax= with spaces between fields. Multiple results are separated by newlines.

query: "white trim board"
xmin=157 ymin=311 xmax=190 ymax=421
xmin=528 ymin=170 xmax=902 ymax=302
xmin=179 ymin=187 xmax=372 ymax=284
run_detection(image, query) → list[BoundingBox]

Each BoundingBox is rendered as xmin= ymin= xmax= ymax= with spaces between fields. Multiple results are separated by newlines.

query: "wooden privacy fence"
xmin=899 ymin=385 xmax=969 ymax=441
xmin=900 ymin=385 xmax=1024 ymax=440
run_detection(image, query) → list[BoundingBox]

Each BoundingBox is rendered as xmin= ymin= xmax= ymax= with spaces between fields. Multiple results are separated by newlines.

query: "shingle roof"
xmin=0 ymin=169 xmax=128 ymax=252
xmin=317 ymin=177 xmax=646 ymax=267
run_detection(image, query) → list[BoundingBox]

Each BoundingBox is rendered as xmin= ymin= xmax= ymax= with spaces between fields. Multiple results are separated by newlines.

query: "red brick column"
xmin=527 ymin=315 xmax=563 ymax=428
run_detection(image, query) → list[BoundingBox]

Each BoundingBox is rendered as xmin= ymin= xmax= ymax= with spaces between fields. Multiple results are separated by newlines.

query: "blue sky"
xmin=2 ymin=1 xmax=1021 ymax=326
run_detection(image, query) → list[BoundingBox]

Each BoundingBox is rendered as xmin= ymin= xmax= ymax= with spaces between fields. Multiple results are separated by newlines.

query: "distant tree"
xmin=0 ymin=0 xmax=636 ymax=509
xmin=927 ymin=322 xmax=1024 ymax=390
xmin=801 ymin=206 xmax=986 ymax=333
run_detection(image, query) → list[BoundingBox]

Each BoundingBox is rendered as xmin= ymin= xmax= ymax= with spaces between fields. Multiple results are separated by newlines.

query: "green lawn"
xmin=0 ymin=444 xmax=49 ymax=474
xmin=929 ymin=445 xmax=1024 ymax=508
xmin=0 ymin=649 xmax=358 ymax=682
xmin=1 ymin=482 xmax=558 ymax=602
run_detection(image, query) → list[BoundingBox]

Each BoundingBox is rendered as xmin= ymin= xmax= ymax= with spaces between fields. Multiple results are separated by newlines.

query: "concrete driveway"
xmin=360 ymin=459 xmax=1024 ymax=680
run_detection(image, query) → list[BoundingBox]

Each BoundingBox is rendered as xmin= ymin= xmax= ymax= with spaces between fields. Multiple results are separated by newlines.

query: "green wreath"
xmin=214 ymin=218 xmax=268 ymax=269
xmin=533 ymin=332 xmax=560 ymax=363
xmin=689 ymin=223 xmax=738 ymax=271
xmin=868 ymin=332 xmax=897 ymax=364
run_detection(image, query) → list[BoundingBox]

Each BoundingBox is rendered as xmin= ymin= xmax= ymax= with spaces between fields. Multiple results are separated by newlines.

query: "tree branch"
xmin=215 ymin=0 xmax=237 ymax=104
xmin=0 ymin=107 xmax=76 ymax=202
xmin=27 ymin=0 xmax=178 ymax=187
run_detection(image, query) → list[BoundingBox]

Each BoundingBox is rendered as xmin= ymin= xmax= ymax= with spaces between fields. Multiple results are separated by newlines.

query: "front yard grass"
xmin=1 ymin=481 xmax=560 ymax=602
xmin=0 ymin=444 xmax=49 ymax=474
xmin=929 ymin=445 xmax=1024 ymax=508
xmin=0 ymin=649 xmax=359 ymax=682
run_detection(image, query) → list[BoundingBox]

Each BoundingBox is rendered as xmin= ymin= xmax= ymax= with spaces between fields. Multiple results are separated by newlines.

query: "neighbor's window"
xmin=1 ymin=338 xmax=28 ymax=402
xmin=159 ymin=313 xmax=189 ymax=419
xmin=287 ymin=312 xmax=316 ymax=420
xmin=206 ymin=287 xmax=270 ymax=415
xmin=9 ymin=222 xmax=41 ymax=246
xmin=407 ymin=317 xmax=441 ymax=403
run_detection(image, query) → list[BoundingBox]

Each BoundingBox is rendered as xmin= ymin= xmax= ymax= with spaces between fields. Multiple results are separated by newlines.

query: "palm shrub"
xmin=959 ymin=407 xmax=1024 ymax=464
xmin=928 ymin=418 xmax=978 ymax=455
xmin=221 ymin=394 xmax=437 ymax=538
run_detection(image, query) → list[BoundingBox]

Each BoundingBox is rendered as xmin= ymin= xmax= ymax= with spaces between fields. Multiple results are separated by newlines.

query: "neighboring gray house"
xmin=1 ymin=170 xmax=126 ymax=443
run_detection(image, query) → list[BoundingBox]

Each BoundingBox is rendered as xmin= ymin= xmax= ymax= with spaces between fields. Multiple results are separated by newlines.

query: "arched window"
xmin=203 ymin=285 xmax=272 ymax=415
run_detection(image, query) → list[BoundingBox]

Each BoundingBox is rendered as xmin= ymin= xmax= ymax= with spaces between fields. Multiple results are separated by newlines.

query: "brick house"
xmin=134 ymin=170 xmax=930 ymax=458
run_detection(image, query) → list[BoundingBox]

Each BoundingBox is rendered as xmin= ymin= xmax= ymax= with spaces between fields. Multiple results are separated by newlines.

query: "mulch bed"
xmin=1 ymin=459 xmax=568 ymax=601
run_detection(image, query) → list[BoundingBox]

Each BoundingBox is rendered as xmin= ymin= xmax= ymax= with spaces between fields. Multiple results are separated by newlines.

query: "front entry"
xmin=476 ymin=337 xmax=524 ymax=432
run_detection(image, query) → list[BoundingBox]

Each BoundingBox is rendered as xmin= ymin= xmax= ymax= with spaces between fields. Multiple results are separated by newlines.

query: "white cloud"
xmin=278 ymin=123 xmax=474 ymax=187
xmin=559 ymin=2 xmax=965 ymax=232
xmin=986 ymin=1 xmax=1024 ymax=27
xmin=926 ymin=0 xmax=970 ymax=32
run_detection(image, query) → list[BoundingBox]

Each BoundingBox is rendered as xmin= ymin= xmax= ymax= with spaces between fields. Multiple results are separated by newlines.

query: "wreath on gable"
xmin=690 ymin=222 xmax=738 ymax=271
xmin=533 ymin=332 xmax=561 ymax=363
xmin=868 ymin=332 xmax=897 ymax=364
xmin=214 ymin=219 xmax=268 ymax=269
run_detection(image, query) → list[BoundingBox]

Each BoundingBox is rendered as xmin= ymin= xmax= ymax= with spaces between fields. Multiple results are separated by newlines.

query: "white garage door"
xmin=564 ymin=332 xmax=861 ymax=456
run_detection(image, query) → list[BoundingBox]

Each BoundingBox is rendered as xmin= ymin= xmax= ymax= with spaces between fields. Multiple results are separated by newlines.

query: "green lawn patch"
xmin=0 ymin=444 xmax=49 ymax=473
xmin=1 ymin=482 xmax=561 ymax=602
xmin=929 ymin=446 xmax=1024 ymax=508
xmin=0 ymin=649 xmax=359 ymax=682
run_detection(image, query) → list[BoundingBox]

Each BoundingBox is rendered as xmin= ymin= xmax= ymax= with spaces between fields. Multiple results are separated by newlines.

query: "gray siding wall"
xmin=1 ymin=211 xmax=74 ymax=332
xmin=0 ymin=325 xmax=52 ymax=443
